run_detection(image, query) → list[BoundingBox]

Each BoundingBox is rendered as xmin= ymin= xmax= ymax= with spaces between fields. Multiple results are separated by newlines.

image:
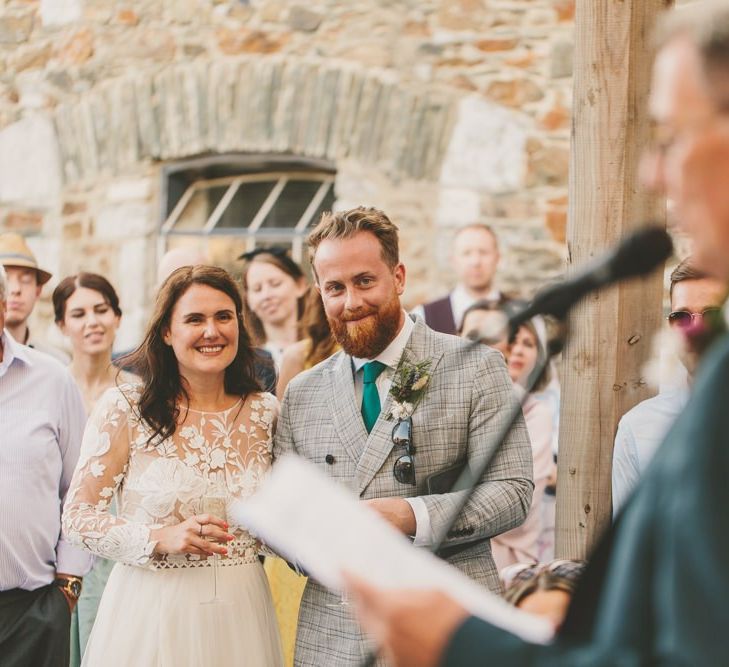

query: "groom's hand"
xmin=364 ymin=497 xmax=416 ymax=535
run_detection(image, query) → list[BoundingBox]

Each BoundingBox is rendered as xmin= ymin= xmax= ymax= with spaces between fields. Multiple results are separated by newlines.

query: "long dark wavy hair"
xmin=120 ymin=265 xmax=261 ymax=446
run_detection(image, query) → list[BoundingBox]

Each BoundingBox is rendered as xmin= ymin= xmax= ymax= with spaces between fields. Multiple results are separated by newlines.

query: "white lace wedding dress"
xmin=62 ymin=384 xmax=284 ymax=667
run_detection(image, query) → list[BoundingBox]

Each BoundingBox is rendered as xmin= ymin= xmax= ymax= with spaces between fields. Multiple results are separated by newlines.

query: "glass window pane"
xmin=308 ymin=184 xmax=336 ymax=229
xmin=259 ymin=180 xmax=324 ymax=229
xmin=174 ymin=185 xmax=229 ymax=231
xmin=216 ymin=181 xmax=277 ymax=229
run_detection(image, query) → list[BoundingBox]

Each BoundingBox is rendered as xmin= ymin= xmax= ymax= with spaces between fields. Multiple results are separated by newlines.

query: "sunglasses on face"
xmin=666 ymin=307 xmax=722 ymax=329
xmin=392 ymin=417 xmax=415 ymax=486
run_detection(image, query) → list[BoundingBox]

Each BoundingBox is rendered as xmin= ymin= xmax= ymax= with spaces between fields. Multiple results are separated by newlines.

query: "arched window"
xmin=160 ymin=154 xmax=335 ymax=275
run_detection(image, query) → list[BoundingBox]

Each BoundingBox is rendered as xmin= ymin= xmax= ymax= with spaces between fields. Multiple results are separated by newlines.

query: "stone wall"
xmin=0 ymin=0 xmax=697 ymax=349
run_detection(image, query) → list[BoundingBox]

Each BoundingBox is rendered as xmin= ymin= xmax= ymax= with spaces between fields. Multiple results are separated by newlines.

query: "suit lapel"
xmin=356 ymin=319 xmax=445 ymax=494
xmin=327 ymin=352 xmax=369 ymax=466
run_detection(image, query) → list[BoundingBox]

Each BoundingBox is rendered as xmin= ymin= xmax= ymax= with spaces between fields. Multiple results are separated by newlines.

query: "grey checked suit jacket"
xmin=274 ymin=317 xmax=533 ymax=667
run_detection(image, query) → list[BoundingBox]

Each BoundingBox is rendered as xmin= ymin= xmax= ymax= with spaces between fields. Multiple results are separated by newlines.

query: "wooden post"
xmin=555 ymin=0 xmax=673 ymax=560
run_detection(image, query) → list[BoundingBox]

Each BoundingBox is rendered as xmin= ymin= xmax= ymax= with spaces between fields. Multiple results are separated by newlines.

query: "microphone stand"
xmin=359 ymin=317 xmax=569 ymax=667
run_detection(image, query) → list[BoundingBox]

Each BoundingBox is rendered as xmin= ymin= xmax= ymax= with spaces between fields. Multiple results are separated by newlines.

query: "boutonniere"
xmin=388 ymin=357 xmax=432 ymax=420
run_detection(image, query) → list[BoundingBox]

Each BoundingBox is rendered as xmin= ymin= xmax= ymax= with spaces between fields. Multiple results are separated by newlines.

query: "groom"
xmin=274 ymin=206 xmax=533 ymax=666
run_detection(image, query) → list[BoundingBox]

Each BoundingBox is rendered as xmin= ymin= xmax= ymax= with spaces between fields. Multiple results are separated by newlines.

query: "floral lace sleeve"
xmin=62 ymin=386 xmax=157 ymax=566
xmin=239 ymin=392 xmax=279 ymax=557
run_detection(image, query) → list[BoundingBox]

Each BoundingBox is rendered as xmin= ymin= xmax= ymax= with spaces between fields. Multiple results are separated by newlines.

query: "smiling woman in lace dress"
xmin=62 ymin=265 xmax=283 ymax=667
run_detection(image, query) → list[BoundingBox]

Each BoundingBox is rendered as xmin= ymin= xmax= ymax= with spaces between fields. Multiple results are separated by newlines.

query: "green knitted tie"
xmin=361 ymin=361 xmax=387 ymax=434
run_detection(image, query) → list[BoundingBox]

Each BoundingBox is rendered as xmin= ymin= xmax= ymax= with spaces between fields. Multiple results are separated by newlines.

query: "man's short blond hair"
xmin=0 ymin=264 xmax=6 ymax=302
xmin=307 ymin=206 xmax=400 ymax=270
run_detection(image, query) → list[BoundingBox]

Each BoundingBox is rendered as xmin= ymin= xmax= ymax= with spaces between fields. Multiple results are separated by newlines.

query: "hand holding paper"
xmin=231 ymin=455 xmax=554 ymax=646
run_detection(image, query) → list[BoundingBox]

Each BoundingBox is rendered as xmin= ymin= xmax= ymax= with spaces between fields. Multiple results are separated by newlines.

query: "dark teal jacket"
xmin=444 ymin=335 xmax=729 ymax=666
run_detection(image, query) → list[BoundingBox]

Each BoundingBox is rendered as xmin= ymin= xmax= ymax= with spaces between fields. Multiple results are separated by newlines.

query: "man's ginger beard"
xmin=327 ymin=291 xmax=402 ymax=358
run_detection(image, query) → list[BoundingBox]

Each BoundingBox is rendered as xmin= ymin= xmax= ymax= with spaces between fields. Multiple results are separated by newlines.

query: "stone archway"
xmin=53 ymin=56 xmax=459 ymax=185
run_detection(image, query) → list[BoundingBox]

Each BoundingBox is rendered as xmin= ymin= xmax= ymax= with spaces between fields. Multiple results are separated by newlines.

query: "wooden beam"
xmin=555 ymin=0 xmax=673 ymax=559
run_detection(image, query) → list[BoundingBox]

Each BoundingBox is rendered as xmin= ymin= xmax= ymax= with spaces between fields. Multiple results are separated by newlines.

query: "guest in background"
xmin=156 ymin=246 xmax=208 ymax=289
xmin=458 ymin=299 xmax=511 ymax=359
xmin=0 ymin=232 xmax=69 ymax=362
xmin=0 ymin=265 xmax=92 ymax=667
xmin=240 ymin=247 xmax=308 ymax=368
xmin=53 ymin=273 xmax=136 ymax=666
xmin=492 ymin=321 xmax=557 ymax=570
xmin=611 ymin=258 xmax=726 ymax=515
xmin=414 ymin=224 xmax=508 ymax=335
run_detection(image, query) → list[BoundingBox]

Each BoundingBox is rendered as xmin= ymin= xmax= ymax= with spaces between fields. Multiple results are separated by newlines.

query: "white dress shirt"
xmin=611 ymin=387 xmax=688 ymax=517
xmin=0 ymin=330 xmax=92 ymax=590
xmin=351 ymin=313 xmax=433 ymax=545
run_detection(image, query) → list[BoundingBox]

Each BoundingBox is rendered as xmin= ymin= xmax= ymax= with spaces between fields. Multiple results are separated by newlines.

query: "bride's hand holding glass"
xmin=150 ymin=514 xmax=233 ymax=557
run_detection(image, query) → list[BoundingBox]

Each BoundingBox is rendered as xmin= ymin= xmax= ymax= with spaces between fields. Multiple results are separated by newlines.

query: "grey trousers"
xmin=0 ymin=583 xmax=71 ymax=667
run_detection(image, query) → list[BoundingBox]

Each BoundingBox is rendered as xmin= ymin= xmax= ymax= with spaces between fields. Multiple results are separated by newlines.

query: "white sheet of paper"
xmin=232 ymin=455 xmax=554 ymax=645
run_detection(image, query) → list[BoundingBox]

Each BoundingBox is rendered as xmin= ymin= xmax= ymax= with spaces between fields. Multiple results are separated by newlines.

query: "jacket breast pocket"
xmin=413 ymin=413 xmax=467 ymax=471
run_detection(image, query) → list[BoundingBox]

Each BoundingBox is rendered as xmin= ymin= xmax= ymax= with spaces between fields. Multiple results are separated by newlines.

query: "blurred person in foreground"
xmin=344 ymin=5 xmax=729 ymax=664
xmin=0 ymin=232 xmax=69 ymax=362
xmin=612 ymin=258 xmax=725 ymax=515
xmin=0 ymin=265 xmax=92 ymax=667
xmin=275 ymin=206 xmax=533 ymax=666
xmin=413 ymin=225 xmax=509 ymax=335
xmin=62 ymin=266 xmax=283 ymax=666
xmin=53 ymin=273 xmax=137 ymax=666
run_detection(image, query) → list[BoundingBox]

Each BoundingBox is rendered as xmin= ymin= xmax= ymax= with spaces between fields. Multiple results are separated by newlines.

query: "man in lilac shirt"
xmin=0 ymin=265 xmax=91 ymax=667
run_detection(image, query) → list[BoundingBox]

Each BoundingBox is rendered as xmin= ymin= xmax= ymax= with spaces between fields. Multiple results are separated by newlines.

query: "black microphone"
xmin=508 ymin=225 xmax=673 ymax=331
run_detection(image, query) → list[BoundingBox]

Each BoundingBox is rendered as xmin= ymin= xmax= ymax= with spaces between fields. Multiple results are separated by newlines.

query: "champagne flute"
xmin=325 ymin=477 xmax=357 ymax=608
xmin=200 ymin=490 xmax=229 ymax=606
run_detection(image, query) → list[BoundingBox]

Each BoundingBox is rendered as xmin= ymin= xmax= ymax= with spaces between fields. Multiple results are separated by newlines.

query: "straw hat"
xmin=0 ymin=233 xmax=52 ymax=285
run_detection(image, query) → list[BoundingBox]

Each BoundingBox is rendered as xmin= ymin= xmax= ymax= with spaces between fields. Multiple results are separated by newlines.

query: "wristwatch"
xmin=54 ymin=576 xmax=82 ymax=601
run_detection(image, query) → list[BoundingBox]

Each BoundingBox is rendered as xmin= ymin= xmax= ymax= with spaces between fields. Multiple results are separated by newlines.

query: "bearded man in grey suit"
xmin=274 ymin=206 xmax=533 ymax=666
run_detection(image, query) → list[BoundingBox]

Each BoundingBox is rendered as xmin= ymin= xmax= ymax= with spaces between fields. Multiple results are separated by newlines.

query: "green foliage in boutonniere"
xmin=388 ymin=357 xmax=432 ymax=420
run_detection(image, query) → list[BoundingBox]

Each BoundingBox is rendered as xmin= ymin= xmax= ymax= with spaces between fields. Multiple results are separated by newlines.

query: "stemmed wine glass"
xmin=325 ymin=477 xmax=358 ymax=608
xmin=200 ymin=485 xmax=230 ymax=606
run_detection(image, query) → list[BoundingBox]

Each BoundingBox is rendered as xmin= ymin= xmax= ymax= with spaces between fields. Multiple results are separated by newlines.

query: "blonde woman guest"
xmin=53 ymin=273 xmax=136 ymax=666
xmin=240 ymin=247 xmax=308 ymax=368
xmin=62 ymin=266 xmax=283 ymax=667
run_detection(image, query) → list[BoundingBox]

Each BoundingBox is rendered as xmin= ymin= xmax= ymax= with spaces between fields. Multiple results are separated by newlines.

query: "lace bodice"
xmin=62 ymin=384 xmax=278 ymax=569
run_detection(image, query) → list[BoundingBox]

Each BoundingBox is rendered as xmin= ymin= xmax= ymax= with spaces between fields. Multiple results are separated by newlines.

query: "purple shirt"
xmin=0 ymin=330 xmax=92 ymax=591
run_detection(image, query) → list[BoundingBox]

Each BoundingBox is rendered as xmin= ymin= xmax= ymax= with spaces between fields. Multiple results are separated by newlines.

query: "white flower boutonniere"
xmin=388 ymin=357 xmax=432 ymax=420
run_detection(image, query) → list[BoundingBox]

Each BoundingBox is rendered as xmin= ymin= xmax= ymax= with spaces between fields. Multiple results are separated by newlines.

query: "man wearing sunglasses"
xmin=275 ymin=206 xmax=533 ymax=666
xmin=611 ymin=257 xmax=725 ymax=515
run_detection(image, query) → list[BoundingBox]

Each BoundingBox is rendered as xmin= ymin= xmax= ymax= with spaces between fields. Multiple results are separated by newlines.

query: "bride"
xmin=62 ymin=265 xmax=283 ymax=667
